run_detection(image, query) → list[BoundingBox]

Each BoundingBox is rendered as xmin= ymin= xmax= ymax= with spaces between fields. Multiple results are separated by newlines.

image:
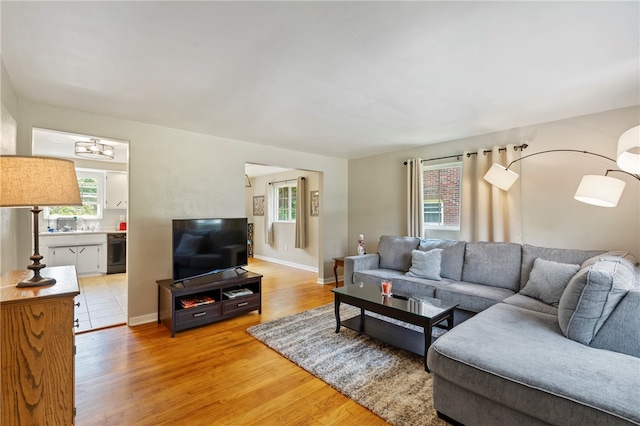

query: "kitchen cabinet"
xmin=41 ymin=233 xmax=107 ymax=275
xmin=105 ymin=171 xmax=128 ymax=209
xmin=49 ymin=245 xmax=101 ymax=275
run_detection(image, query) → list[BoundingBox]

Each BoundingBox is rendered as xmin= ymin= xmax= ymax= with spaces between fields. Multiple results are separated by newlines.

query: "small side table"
xmin=333 ymin=257 xmax=344 ymax=288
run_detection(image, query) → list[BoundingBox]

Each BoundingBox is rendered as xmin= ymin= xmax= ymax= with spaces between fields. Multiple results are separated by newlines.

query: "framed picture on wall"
xmin=253 ymin=196 xmax=265 ymax=216
xmin=310 ymin=190 xmax=319 ymax=216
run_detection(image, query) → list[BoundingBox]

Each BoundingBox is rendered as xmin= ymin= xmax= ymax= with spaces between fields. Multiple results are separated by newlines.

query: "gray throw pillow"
xmin=378 ymin=236 xmax=420 ymax=271
xmin=406 ymin=249 xmax=442 ymax=281
xmin=418 ymin=239 xmax=466 ymax=280
xmin=520 ymin=258 xmax=580 ymax=307
xmin=558 ymin=257 xmax=635 ymax=345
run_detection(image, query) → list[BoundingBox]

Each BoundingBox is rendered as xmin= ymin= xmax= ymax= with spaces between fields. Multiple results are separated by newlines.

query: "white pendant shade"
xmin=574 ymin=175 xmax=626 ymax=207
xmin=617 ymin=125 xmax=640 ymax=174
xmin=483 ymin=163 xmax=520 ymax=191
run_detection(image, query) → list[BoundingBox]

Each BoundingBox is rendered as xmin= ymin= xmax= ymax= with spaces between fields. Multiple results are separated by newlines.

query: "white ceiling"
xmin=2 ymin=2 xmax=639 ymax=160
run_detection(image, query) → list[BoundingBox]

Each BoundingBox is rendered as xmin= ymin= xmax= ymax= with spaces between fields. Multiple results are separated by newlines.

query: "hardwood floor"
xmin=75 ymin=258 xmax=389 ymax=425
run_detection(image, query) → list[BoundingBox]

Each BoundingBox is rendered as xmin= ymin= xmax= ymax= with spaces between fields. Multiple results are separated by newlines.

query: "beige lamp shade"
xmin=617 ymin=126 xmax=640 ymax=174
xmin=0 ymin=156 xmax=82 ymax=207
xmin=574 ymin=175 xmax=626 ymax=208
xmin=483 ymin=163 xmax=520 ymax=191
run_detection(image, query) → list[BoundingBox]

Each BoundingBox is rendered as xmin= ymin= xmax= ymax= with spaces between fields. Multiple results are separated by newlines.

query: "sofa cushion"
xmin=462 ymin=242 xmax=522 ymax=291
xmin=390 ymin=275 xmax=455 ymax=298
xmin=581 ymin=251 xmax=637 ymax=269
xmin=435 ymin=282 xmax=514 ymax=313
xmin=406 ymin=249 xmax=442 ymax=281
xmin=502 ymin=293 xmax=559 ymax=316
xmin=427 ymin=303 xmax=640 ymax=426
xmin=520 ymin=244 xmax=604 ymax=290
xmin=558 ymin=257 xmax=635 ymax=345
xmin=353 ymin=269 xmax=405 ymax=287
xmin=520 ymin=258 xmax=580 ymax=307
xmin=378 ymin=236 xmax=420 ymax=272
xmin=418 ymin=239 xmax=466 ymax=281
xmin=589 ymin=274 xmax=640 ymax=357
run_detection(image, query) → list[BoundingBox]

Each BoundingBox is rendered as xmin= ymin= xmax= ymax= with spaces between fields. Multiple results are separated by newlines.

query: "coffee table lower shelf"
xmin=341 ymin=314 xmax=429 ymax=358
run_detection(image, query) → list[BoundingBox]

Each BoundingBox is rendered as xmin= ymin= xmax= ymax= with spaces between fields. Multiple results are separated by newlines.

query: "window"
xmin=274 ymin=182 xmax=297 ymax=222
xmin=423 ymin=200 xmax=443 ymax=225
xmin=45 ymin=170 xmax=104 ymax=219
xmin=423 ymin=162 xmax=461 ymax=230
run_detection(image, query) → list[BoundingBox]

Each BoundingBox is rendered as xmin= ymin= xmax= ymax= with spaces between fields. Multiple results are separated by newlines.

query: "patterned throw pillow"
xmin=520 ymin=258 xmax=580 ymax=306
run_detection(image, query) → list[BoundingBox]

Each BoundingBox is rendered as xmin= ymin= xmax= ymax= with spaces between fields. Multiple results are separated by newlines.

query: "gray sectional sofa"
xmin=343 ymin=236 xmax=640 ymax=426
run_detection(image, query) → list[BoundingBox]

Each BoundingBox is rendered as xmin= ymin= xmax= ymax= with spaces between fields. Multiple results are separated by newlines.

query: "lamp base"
xmin=17 ymin=206 xmax=57 ymax=288
xmin=17 ymin=276 xmax=57 ymax=288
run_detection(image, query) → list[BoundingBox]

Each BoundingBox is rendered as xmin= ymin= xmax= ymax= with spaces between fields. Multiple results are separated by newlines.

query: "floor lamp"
xmin=483 ymin=149 xmax=640 ymax=207
xmin=0 ymin=156 xmax=82 ymax=287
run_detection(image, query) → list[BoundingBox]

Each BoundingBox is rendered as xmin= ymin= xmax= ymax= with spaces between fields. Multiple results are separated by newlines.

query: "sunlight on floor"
xmin=75 ymin=273 xmax=127 ymax=333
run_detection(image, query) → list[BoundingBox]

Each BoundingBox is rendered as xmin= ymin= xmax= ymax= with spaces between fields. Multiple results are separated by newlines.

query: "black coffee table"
xmin=331 ymin=283 xmax=458 ymax=371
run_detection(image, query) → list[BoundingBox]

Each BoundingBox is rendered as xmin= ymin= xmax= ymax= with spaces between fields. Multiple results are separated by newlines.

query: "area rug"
xmin=247 ymin=303 xmax=448 ymax=426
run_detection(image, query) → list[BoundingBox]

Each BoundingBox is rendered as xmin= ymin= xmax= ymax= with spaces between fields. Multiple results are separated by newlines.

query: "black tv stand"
xmin=234 ymin=266 xmax=248 ymax=274
xmin=157 ymin=269 xmax=262 ymax=337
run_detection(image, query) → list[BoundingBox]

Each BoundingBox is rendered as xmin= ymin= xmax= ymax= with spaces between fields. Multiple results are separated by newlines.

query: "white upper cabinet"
xmin=105 ymin=172 xmax=128 ymax=209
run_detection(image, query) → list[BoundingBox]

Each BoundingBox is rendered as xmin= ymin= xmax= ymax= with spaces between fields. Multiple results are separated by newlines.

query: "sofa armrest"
xmin=344 ymin=254 xmax=380 ymax=285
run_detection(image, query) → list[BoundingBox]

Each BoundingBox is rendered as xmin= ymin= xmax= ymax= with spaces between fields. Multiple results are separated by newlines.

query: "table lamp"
xmin=0 ymin=155 xmax=81 ymax=287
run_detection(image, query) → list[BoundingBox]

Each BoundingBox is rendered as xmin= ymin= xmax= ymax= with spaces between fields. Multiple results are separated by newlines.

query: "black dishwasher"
xmin=107 ymin=233 xmax=127 ymax=274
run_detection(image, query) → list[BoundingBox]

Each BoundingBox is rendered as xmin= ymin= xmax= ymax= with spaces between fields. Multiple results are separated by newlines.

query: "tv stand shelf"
xmin=157 ymin=269 xmax=262 ymax=337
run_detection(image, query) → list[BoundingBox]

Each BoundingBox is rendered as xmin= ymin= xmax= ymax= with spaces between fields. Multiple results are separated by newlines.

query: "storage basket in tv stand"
xmin=157 ymin=269 xmax=262 ymax=337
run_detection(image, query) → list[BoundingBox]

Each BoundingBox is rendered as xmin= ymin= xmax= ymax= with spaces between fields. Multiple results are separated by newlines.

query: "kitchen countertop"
xmin=39 ymin=230 xmax=126 ymax=236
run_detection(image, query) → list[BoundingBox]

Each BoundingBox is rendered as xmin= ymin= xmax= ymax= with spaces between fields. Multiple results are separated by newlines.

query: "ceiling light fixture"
xmin=483 ymin=149 xmax=640 ymax=207
xmin=75 ymin=138 xmax=115 ymax=160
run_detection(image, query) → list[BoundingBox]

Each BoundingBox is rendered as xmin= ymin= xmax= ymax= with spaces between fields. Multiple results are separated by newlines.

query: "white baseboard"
xmin=128 ymin=313 xmax=157 ymax=326
xmin=252 ymin=255 xmax=319 ymax=273
xmin=316 ymin=275 xmax=341 ymax=285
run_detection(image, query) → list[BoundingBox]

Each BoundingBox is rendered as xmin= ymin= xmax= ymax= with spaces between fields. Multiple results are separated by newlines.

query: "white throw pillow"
xmin=520 ymin=258 xmax=579 ymax=307
xmin=405 ymin=249 xmax=442 ymax=281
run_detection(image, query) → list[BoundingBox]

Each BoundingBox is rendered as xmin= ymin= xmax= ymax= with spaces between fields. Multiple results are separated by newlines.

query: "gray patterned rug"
xmin=247 ymin=303 xmax=448 ymax=426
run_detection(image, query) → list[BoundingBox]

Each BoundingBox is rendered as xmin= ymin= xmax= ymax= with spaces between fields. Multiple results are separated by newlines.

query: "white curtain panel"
xmin=406 ymin=158 xmax=425 ymax=237
xmin=264 ymin=182 xmax=274 ymax=245
xmin=295 ymin=176 xmax=306 ymax=248
xmin=461 ymin=145 xmax=522 ymax=242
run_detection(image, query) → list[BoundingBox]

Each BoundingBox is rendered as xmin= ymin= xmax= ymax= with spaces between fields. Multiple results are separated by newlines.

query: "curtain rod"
xmin=268 ymin=177 xmax=305 ymax=185
xmin=403 ymin=143 xmax=528 ymax=165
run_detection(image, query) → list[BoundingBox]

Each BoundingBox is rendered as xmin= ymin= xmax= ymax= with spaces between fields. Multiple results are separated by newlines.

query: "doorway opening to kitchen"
xmin=32 ymin=128 xmax=129 ymax=332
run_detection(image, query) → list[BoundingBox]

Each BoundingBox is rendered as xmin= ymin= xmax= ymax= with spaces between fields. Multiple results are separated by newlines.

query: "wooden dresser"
xmin=1 ymin=265 xmax=80 ymax=425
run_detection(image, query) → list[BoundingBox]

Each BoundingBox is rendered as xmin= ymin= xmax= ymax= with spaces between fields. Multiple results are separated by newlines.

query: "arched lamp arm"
xmin=605 ymin=169 xmax=640 ymax=181
xmin=504 ymin=149 xmax=616 ymax=171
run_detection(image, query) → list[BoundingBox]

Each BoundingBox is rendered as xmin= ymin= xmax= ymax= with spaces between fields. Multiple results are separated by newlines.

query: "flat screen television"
xmin=172 ymin=218 xmax=248 ymax=283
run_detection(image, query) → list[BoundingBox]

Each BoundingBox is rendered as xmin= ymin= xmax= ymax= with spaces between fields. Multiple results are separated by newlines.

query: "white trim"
xmin=253 ymin=254 xmax=318 ymax=273
xmin=128 ymin=313 xmax=157 ymax=326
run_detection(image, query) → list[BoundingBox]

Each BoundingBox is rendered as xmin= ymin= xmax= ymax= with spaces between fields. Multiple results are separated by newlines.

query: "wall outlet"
xmin=284 ymin=243 xmax=288 ymax=250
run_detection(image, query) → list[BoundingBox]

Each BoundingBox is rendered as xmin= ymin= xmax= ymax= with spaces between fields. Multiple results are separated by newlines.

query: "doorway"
xmin=32 ymin=128 xmax=130 ymax=332
xmin=245 ymin=163 xmax=322 ymax=277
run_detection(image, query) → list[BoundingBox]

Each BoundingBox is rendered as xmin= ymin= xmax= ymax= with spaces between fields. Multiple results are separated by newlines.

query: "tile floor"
xmin=75 ymin=273 xmax=127 ymax=333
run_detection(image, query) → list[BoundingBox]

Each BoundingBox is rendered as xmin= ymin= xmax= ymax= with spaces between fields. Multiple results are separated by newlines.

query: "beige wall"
xmin=15 ymin=100 xmax=348 ymax=325
xmin=245 ymin=169 xmax=321 ymax=274
xmin=348 ymin=106 xmax=640 ymax=259
xmin=1 ymin=58 xmax=20 ymax=274
xmin=7 ymin=92 xmax=638 ymax=322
